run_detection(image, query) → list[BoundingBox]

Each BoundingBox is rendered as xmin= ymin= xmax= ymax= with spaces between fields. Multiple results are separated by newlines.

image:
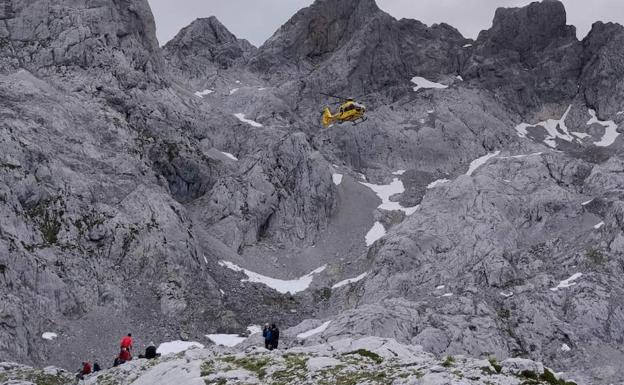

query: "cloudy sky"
xmin=148 ymin=0 xmax=624 ymax=47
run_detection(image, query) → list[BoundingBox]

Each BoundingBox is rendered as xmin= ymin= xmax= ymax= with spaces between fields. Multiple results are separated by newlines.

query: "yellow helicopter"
xmin=320 ymin=93 xmax=367 ymax=128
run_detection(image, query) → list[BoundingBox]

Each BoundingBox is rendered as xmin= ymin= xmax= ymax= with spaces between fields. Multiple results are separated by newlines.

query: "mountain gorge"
xmin=1 ymin=0 xmax=624 ymax=383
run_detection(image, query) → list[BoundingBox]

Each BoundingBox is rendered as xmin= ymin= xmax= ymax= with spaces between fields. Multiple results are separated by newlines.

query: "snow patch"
xmin=206 ymin=334 xmax=246 ymax=347
xmin=157 ymin=341 xmax=204 ymax=355
xmin=221 ymin=151 xmax=238 ymax=161
xmin=441 ymin=293 xmax=453 ymax=297
xmin=42 ymin=332 xmax=58 ymax=340
xmin=463 ymin=43 xmax=473 ymax=48
xmin=360 ymin=178 xmax=419 ymax=215
xmin=435 ymin=285 xmax=445 ymax=290
xmin=411 ymin=76 xmax=448 ymax=92
xmin=297 ymin=321 xmax=331 ymax=339
xmin=332 ymin=273 xmax=368 ymax=289
xmin=219 ymin=289 xmax=225 ymax=296
xmin=229 ymin=88 xmax=239 ymax=94
xmin=427 ymin=179 xmax=449 ymax=189
xmin=550 ymin=273 xmax=583 ymax=291
xmin=365 ymin=222 xmax=386 ymax=246
xmin=466 ymin=151 xmax=500 ymax=176
xmin=587 ymin=109 xmax=620 ymax=147
xmin=593 ymin=221 xmax=605 ymax=229
xmin=571 ymin=132 xmax=591 ymax=139
xmin=582 ymin=199 xmax=593 ymax=206
xmin=561 ymin=344 xmax=571 ymax=352
xmin=247 ymin=325 xmax=262 ymax=335
xmin=332 ymin=174 xmax=343 ymax=186
xmin=456 ymin=75 xmax=463 ymax=81
xmin=194 ymin=89 xmax=214 ymax=98
xmin=514 ymin=105 xmax=575 ymax=148
xmin=234 ymin=113 xmax=263 ymax=127
xmin=392 ymin=169 xmax=406 ymax=175
xmin=500 ymin=291 xmax=514 ymax=298
xmin=203 ymin=255 xmax=208 ymax=264
xmin=258 ymin=87 xmax=267 ymax=91
xmin=218 ymin=261 xmax=326 ymax=294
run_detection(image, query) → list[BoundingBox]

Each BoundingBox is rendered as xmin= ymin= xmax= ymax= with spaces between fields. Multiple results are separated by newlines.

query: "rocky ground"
xmin=1 ymin=0 xmax=624 ymax=383
xmin=0 ymin=337 xmax=579 ymax=385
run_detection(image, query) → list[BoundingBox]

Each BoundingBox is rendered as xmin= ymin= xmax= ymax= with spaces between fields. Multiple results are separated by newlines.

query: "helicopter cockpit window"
xmin=343 ymin=104 xmax=356 ymax=112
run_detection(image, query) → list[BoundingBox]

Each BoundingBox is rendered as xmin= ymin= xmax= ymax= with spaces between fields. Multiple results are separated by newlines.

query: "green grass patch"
xmin=441 ymin=355 xmax=455 ymax=368
xmin=343 ymin=349 xmax=384 ymax=364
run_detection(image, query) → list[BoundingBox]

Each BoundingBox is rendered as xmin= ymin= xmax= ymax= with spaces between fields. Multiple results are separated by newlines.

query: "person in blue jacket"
xmin=262 ymin=323 xmax=272 ymax=349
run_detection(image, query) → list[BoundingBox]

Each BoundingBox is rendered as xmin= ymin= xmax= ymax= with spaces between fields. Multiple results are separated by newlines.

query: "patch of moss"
xmin=200 ymin=360 xmax=215 ymax=377
xmin=441 ymin=355 xmax=455 ymax=368
xmin=343 ymin=349 xmax=384 ymax=364
xmin=488 ymin=357 xmax=502 ymax=373
xmin=539 ymin=368 xmax=578 ymax=385
xmin=220 ymin=356 xmax=271 ymax=379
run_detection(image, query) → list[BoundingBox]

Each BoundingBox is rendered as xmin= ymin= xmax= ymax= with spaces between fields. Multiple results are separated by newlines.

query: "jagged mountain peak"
xmin=478 ymin=0 xmax=577 ymax=52
xmin=164 ymin=16 xmax=242 ymax=48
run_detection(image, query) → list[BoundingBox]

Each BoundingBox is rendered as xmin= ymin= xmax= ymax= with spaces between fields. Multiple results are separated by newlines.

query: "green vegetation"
xmin=201 ymin=360 xmax=215 ymax=377
xmin=343 ymin=349 xmax=384 ymax=364
xmin=271 ymin=354 xmax=309 ymax=385
xmin=217 ymin=355 xmax=271 ymax=379
xmin=488 ymin=357 xmax=502 ymax=373
xmin=441 ymin=355 xmax=455 ymax=368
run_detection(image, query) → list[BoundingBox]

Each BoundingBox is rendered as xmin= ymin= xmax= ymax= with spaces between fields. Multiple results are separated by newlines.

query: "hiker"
xmin=262 ymin=323 xmax=272 ymax=349
xmin=120 ymin=333 xmax=133 ymax=351
xmin=93 ymin=361 xmax=101 ymax=372
xmin=270 ymin=324 xmax=280 ymax=350
xmin=75 ymin=361 xmax=91 ymax=383
xmin=81 ymin=361 xmax=92 ymax=375
xmin=139 ymin=342 xmax=160 ymax=359
xmin=118 ymin=347 xmax=132 ymax=364
xmin=113 ymin=356 xmax=121 ymax=367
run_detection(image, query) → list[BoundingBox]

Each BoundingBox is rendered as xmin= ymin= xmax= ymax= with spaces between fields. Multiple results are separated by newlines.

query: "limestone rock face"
xmin=163 ymin=16 xmax=256 ymax=88
xmin=2 ymin=0 xmax=624 ymax=383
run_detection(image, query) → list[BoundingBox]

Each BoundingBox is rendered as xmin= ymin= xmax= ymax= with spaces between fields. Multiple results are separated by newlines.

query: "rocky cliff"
xmin=1 ymin=0 xmax=624 ymax=383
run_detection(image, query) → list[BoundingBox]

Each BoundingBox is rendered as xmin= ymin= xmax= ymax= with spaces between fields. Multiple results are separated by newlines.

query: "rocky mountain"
xmin=1 ymin=0 xmax=624 ymax=384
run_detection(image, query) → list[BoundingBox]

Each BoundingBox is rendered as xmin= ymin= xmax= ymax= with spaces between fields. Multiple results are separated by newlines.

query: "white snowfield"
xmin=194 ymin=89 xmax=214 ymax=98
xmin=411 ymin=76 xmax=448 ymax=92
xmin=297 ymin=320 xmax=332 ymax=339
xmin=550 ymin=273 xmax=583 ymax=291
xmin=427 ymin=178 xmax=449 ymax=189
xmin=365 ymin=221 xmax=386 ymax=246
xmin=466 ymin=151 xmax=500 ymax=176
xmin=220 ymin=151 xmax=238 ymax=161
xmin=587 ymin=109 xmax=620 ymax=147
xmin=233 ymin=113 xmax=263 ymax=127
xmin=332 ymin=173 xmax=343 ymax=185
xmin=157 ymin=341 xmax=204 ymax=355
xmin=205 ymin=334 xmax=246 ymax=347
xmin=332 ymin=272 xmax=368 ymax=289
xmin=360 ymin=177 xmax=419 ymax=216
xmin=41 ymin=332 xmax=58 ymax=340
xmin=218 ymin=260 xmax=326 ymax=294
xmin=515 ymin=105 xmax=575 ymax=147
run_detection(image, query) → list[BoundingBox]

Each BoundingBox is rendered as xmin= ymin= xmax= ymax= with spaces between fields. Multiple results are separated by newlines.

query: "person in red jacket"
xmin=118 ymin=347 xmax=132 ymax=364
xmin=120 ymin=333 xmax=133 ymax=351
xmin=81 ymin=361 xmax=92 ymax=375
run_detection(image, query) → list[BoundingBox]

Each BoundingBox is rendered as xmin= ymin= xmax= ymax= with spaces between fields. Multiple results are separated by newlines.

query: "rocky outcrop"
xmin=579 ymin=22 xmax=624 ymax=117
xmin=163 ymin=16 xmax=256 ymax=87
xmin=463 ymin=0 xmax=582 ymax=116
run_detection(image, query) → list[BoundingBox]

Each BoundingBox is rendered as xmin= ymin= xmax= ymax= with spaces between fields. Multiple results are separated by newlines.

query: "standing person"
xmin=262 ymin=323 xmax=272 ymax=350
xmin=92 ymin=361 xmax=101 ymax=372
xmin=81 ymin=362 xmax=92 ymax=375
xmin=270 ymin=324 xmax=280 ymax=350
xmin=120 ymin=333 xmax=133 ymax=351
